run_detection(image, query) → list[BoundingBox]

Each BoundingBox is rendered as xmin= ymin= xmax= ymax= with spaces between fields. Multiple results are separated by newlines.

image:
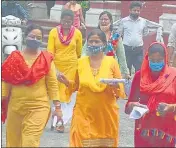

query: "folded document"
xmin=99 ymin=78 xmax=127 ymax=85
xmin=129 ymin=105 xmax=149 ymax=120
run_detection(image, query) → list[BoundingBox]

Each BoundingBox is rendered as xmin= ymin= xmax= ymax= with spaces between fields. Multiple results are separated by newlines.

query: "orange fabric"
xmin=2 ymin=50 xmax=53 ymax=86
xmin=140 ymin=42 xmax=176 ymax=112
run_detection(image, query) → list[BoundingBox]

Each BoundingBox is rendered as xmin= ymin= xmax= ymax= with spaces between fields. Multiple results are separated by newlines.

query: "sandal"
xmin=56 ymin=125 xmax=65 ymax=133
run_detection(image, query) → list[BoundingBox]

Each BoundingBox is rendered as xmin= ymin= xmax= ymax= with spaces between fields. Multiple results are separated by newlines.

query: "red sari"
xmin=125 ymin=42 xmax=176 ymax=147
xmin=1 ymin=50 xmax=53 ymax=123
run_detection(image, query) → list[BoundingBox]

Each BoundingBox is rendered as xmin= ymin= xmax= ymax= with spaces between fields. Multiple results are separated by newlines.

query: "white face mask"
xmin=100 ymin=24 xmax=111 ymax=32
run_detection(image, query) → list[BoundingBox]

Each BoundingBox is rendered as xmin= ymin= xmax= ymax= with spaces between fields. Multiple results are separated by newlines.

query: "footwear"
xmin=56 ymin=125 xmax=65 ymax=133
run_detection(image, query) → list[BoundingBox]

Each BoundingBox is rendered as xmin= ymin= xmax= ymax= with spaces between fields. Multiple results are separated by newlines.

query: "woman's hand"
xmin=124 ymin=74 xmax=132 ymax=80
xmin=57 ymin=73 xmax=69 ymax=87
xmin=126 ymin=102 xmax=148 ymax=114
xmin=157 ymin=103 xmax=175 ymax=117
xmin=108 ymin=82 xmax=120 ymax=89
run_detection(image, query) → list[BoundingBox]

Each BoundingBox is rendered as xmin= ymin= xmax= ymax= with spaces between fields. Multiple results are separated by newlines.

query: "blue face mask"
xmin=26 ymin=39 xmax=42 ymax=50
xmin=149 ymin=61 xmax=165 ymax=72
xmin=87 ymin=45 xmax=105 ymax=56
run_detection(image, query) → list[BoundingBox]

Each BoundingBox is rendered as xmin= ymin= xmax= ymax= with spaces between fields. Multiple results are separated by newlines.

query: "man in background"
xmin=113 ymin=1 xmax=162 ymax=75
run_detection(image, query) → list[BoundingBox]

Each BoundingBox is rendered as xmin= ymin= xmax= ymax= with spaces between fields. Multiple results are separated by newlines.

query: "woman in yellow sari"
xmin=47 ymin=9 xmax=82 ymax=132
xmin=58 ymin=29 xmax=126 ymax=147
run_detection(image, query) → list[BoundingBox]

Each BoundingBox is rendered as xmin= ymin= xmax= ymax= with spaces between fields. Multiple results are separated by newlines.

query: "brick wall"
xmin=121 ymin=1 xmax=164 ymax=22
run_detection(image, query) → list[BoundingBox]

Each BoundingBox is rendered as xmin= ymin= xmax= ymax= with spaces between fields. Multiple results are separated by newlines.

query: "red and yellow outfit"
xmin=2 ymin=50 xmax=59 ymax=147
xmin=125 ymin=42 xmax=176 ymax=147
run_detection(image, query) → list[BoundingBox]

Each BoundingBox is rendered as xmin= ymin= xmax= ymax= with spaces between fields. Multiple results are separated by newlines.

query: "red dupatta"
xmin=2 ymin=50 xmax=53 ymax=85
xmin=140 ymin=42 xmax=176 ymax=112
xmin=1 ymin=50 xmax=53 ymax=123
xmin=57 ymin=24 xmax=75 ymax=45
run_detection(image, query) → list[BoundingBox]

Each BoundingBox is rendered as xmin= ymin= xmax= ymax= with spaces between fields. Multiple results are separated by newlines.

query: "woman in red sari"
xmin=125 ymin=42 xmax=176 ymax=147
xmin=2 ymin=24 xmax=60 ymax=147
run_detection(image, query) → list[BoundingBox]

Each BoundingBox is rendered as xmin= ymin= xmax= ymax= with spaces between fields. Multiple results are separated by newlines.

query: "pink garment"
xmin=63 ymin=3 xmax=81 ymax=29
xmin=73 ymin=10 xmax=81 ymax=28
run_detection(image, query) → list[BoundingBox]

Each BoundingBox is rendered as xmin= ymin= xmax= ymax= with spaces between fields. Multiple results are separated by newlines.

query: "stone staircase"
xmin=27 ymin=19 xmax=95 ymax=49
xmin=27 ymin=19 xmax=59 ymax=48
xmin=25 ymin=1 xmax=121 ymax=49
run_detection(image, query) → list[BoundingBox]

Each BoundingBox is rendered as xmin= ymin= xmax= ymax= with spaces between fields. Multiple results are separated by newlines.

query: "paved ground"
xmin=1 ymin=99 xmax=134 ymax=147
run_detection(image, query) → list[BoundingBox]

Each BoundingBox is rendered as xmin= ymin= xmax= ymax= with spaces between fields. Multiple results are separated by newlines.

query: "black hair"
xmin=130 ymin=1 xmax=142 ymax=10
xmin=148 ymin=43 xmax=165 ymax=57
xmin=98 ymin=11 xmax=113 ymax=31
xmin=61 ymin=9 xmax=74 ymax=20
xmin=87 ymin=29 xmax=107 ymax=45
xmin=25 ymin=24 xmax=43 ymax=37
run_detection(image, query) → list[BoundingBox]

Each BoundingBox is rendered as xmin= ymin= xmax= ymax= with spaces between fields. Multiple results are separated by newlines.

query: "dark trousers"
xmin=83 ymin=10 xmax=86 ymax=21
xmin=46 ymin=1 xmax=55 ymax=17
xmin=47 ymin=7 xmax=51 ymax=18
xmin=124 ymin=45 xmax=143 ymax=75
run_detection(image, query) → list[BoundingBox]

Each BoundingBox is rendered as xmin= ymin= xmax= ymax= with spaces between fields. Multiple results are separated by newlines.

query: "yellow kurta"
xmin=2 ymin=52 xmax=59 ymax=147
xmin=47 ymin=27 xmax=82 ymax=103
xmin=66 ymin=56 xmax=125 ymax=147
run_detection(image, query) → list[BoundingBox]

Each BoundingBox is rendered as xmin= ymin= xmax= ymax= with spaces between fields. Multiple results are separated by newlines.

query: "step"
xmin=27 ymin=19 xmax=60 ymax=28
xmin=42 ymin=26 xmax=53 ymax=35
xmin=28 ymin=19 xmax=97 ymax=31
xmin=43 ymin=34 xmax=49 ymax=43
xmin=42 ymin=26 xmax=95 ymax=42
xmin=52 ymin=1 xmax=121 ymax=9
xmin=27 ymin=18 xmax=97 ymax=47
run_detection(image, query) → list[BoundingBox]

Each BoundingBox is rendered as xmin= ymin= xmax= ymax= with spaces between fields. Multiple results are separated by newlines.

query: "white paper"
xmin=52 ymin=116 xmax=58 ymax=127
xmin=99 ymin=78 xmax=127 ymax=85
xmin=61 ymin=92 xmax=77 ymax=125
xmin=129 ymin=106 xmax=149 ymax=120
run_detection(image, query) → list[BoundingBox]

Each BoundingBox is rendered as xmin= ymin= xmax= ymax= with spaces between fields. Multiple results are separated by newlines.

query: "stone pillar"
xmin=86 ymin=1 xmax=121 ymax=27
xmin=28 ymin=2 xmax=48 ymax=19
xmin=50 ymin=1 xmax=65 ymax=21
xmin=159 ymin=4 xmax=176 ymax=34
